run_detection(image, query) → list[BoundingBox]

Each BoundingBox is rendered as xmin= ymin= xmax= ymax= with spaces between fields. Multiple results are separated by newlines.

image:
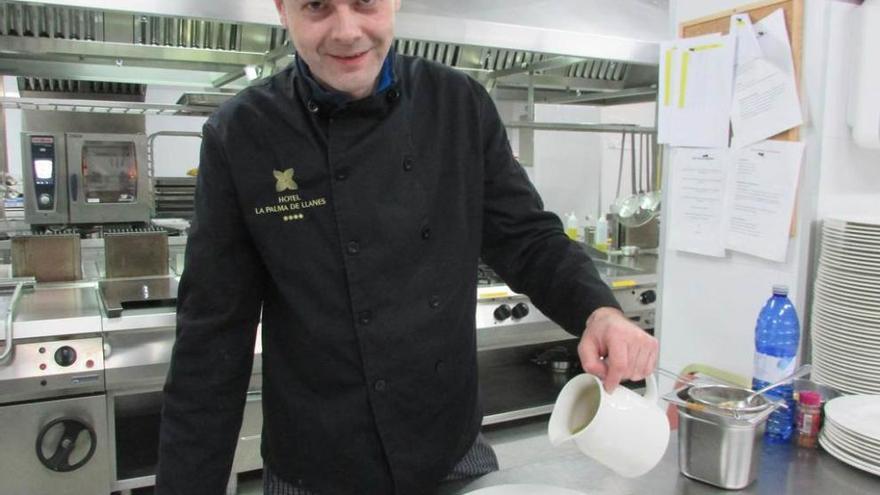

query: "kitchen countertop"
xmin=440 ymin=418 xmax=880 ymax=495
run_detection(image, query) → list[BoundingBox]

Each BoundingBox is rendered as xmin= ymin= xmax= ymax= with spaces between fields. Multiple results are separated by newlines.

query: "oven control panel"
xmin=0 ymin=337 xmax=105 ymax=404
xmin=29 ymin=135 xmax=58 ymax=211
xmin=476 ymin=287 xmax=552 ymax=330
xmin=609 ymin=284 xmax=657 ymax=331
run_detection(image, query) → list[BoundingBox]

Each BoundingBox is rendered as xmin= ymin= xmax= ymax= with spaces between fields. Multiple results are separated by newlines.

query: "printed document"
xmin=730 ymin=14 xmax=763 ymax=66
xmin=730 ymin=9 xmax=802 ymax=148
xmin=668 ymin=148 xmax=731 ymax=257
xmin=658 ymin=34 xmax=736 ymax=148
xmin=724 ymin=140 xmax=805 ymax=262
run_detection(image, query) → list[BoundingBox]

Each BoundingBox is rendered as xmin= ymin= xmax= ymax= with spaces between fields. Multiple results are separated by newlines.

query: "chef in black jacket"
xmin=156 ymin=1 xmax=659 ymax=494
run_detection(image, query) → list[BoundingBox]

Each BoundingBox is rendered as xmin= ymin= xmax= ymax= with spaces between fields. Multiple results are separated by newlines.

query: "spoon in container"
xmin=740 ymin=364 xmax=813 ymax=407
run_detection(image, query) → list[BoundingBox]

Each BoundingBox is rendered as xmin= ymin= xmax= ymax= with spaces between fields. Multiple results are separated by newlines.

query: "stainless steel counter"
xmin=10 ymin=284 xmax=103 ymax=339
xmin=442 ymin=428 xmax=880 ymax=495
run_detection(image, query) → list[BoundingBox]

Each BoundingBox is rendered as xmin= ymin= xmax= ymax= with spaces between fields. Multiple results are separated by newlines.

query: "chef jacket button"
xmin=358 ymin=310 xmax=373 ymax=326
xmin=346 ymin=241 xmax=360 ymax=255
xmin=335 ymin=171 xmax=348 ymax=181
xmin=402 ymin=157 xmax=414 ymax=172
xmin=421 ymin=227 xmax=431 ymax=240
xmin=386 ymin=88 xmax=400 ymax=102
xmin=374 ymin=379 xmax=387 ymax=392
xmin=307 ymin=100 xmax=320 ymax=113
xmin=429 ymin=295 xmax=441 ymax=309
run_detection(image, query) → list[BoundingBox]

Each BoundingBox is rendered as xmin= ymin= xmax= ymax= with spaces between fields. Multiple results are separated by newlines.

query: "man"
xmin=157 ymin=1 xmax=659 ymax=494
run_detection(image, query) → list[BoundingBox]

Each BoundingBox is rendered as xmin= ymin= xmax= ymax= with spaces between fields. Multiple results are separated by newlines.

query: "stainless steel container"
xmin=677 ymin=408 xmax=766 ymax=489
xmin=666 ymin=385 xmax=780 ymax=490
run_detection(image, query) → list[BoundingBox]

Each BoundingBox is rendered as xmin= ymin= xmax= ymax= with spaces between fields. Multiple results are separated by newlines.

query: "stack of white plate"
xmin=811 ymin=217 xmax=880 ymax=394
xmin=819 ymin=395 xmax=880 ymax=476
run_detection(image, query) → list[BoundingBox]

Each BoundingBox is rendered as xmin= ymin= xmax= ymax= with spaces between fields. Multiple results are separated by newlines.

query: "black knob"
xmin=493 ymin=304 xmax=512 ymax=321
xmin=511 ymin=302 xmax=530 ymax=319
xmin=54 ymin=346 xmax=77 ymax=367
xmin=639 ymin=290 xmax=657 ymax=305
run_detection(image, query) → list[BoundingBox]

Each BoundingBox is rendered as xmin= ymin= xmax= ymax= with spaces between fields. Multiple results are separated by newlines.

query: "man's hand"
xmin=578 ymin=307 xmax=659 ymax=392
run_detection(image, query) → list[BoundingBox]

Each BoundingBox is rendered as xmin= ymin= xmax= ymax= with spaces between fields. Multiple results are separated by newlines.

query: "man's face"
xmin=274 ymin=0 xmax=400 ymax=100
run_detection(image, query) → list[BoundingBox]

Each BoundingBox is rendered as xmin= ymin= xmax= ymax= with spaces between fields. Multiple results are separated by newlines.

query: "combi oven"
xmin=22 ymin=132 xmax=151 ymax=226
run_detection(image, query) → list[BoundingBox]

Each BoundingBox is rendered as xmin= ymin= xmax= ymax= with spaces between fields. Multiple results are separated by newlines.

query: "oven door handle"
xmin=69 ymin=173 xmax=79 ymax=202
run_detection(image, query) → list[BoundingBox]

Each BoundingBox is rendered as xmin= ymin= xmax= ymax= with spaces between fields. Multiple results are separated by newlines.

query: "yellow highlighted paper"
xmin=678 ymin=51 xmax=690 ymax=109
xmin=664 ymin=49 xmax=675 ymax=106
xmin=656 ymin=33 xmax=735 ymax=148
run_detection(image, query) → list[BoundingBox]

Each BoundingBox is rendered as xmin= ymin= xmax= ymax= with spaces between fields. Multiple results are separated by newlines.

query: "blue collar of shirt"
xmin=296 ymin=49 xmax=396 ymax=109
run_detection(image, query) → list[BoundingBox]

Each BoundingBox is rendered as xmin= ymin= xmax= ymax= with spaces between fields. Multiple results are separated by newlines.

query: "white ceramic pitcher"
xmin=548 ymin=373 xmax=670 ymax=477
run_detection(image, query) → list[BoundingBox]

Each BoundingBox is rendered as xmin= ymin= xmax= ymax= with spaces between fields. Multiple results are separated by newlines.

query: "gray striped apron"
xmin=263 ymin=433 xmax=499 ymax=494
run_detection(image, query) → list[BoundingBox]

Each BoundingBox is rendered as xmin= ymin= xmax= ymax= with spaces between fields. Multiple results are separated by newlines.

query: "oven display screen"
xmin=34 ymin=159 xmax=53 ymax=180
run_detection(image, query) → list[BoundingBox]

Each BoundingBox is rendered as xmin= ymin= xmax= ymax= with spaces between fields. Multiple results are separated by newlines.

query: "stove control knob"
xmin=39 ymin=193 xmax=51 ymax=206
xmin=54 ymin=346 xmax=77 ymax=367
xmin=493 ymin=304 xmax=512 ymax=321
xmin=639 ymin=290 xmax=657 ymax=305
xmin=512 ymin=303 xmax=530 ymax=319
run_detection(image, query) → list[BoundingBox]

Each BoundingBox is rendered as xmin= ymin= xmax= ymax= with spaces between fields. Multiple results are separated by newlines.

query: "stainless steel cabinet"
xmin=0 ymin=394 xmax=110 ymax=495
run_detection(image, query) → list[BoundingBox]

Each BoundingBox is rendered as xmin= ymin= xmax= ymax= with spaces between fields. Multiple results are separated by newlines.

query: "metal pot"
xmin=532 ymin=346 xmax=580 ymax=374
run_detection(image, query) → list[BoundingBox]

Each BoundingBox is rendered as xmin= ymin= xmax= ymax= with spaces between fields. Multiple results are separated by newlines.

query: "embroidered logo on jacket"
xmin=254 ymin=168 xmax=327 ymax=222
xmin=274 ymin=168 xmax=298 ymax=192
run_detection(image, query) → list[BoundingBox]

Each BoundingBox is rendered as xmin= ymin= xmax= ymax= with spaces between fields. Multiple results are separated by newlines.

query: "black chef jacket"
xmin=157 ymin=54 xmax=621 ymax=495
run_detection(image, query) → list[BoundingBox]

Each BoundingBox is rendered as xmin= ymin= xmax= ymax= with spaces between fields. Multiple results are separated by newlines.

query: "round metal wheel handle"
xmin=35 ymin=417 xmax=97 ymax=473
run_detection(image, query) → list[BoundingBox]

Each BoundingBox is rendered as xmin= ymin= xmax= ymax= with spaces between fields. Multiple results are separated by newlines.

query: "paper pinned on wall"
xmin=755 ymin=9 xmax=799 ymax=81
xmin=667 ymin=147 xmax=731 ymax=258
xmin=729 ymin=9 xmax=803 ymax=148
xmin=729 ymin=14 xmax=763 ymax=66
xmin=724 ymin=140 xmax=805 ymax=262
xmin=657 ymin=33 xmax=736 ymax=149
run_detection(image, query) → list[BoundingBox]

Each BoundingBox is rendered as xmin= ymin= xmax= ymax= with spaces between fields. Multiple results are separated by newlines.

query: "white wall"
xmin=813 ymin=3 xmax=880 ymax=219
xmin=3 ymin=76 xmax=22 ymax=182
xmin=598 ymin=103 xmax=657 ymax=216
xmin=532 ymin=104 xmax=603 ymax=227
xmin=659 ymin=0 xmax=878 ymax=384
xmin=497 ymin=101 xmax=656 ymax=233
xmin=143 ymin=86 xmax=208 ymax=178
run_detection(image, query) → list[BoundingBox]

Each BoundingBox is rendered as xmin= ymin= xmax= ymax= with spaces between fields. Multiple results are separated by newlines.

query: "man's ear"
xmin=273 ymin=0 xmax=288 ymax=22
xmin=393 ymin=0 xmax=402 ymax=12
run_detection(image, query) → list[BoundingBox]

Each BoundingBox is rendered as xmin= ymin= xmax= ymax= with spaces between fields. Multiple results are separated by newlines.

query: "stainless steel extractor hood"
xmin=0 ymin=0 xmax=665 ymax=104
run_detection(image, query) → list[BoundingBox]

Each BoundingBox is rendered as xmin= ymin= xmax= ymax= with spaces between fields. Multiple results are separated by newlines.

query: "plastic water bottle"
xmin=752 ymin=285 xmax=801 ymax=443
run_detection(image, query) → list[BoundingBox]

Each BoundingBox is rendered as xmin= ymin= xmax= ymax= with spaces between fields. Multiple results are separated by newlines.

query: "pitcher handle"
xmin=642 ymin=373 xmax=659 ymax=404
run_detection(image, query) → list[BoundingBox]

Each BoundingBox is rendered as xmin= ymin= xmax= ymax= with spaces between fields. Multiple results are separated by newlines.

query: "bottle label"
xmin=801 ymin=414 xmax=814 ymax=433
xmin=753 ymin=352 xmax=796 ymax=383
